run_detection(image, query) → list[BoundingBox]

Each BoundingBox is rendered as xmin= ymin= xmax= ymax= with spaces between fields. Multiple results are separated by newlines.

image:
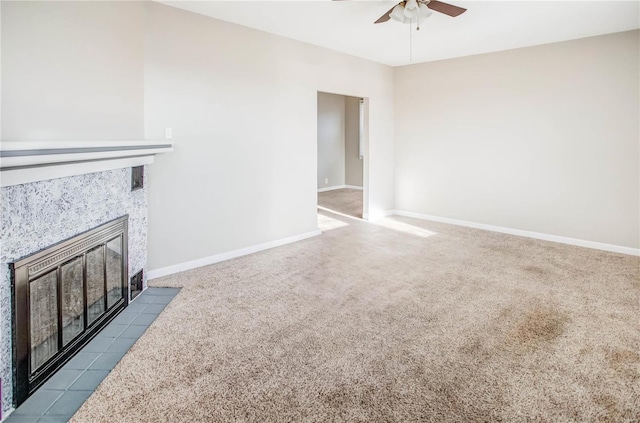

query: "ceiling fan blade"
xmin=374 ymin=5 xmax=396 ymax=24
xmin=427 ymin=0 xmax=466 ymax=17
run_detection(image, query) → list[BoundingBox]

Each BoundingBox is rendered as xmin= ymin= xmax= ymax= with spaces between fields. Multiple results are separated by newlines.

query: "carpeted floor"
xmin=71 ymin=208 xmax=639 ymax=422
xmin=318 ymin=188 xmax=363 ymax=218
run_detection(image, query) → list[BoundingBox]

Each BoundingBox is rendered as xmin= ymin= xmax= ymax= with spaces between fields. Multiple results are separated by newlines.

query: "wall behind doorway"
xmin=317 ymin=93 xmax=363 ymax=191
xmin=317 ymin=92 xmax=346 ymax=189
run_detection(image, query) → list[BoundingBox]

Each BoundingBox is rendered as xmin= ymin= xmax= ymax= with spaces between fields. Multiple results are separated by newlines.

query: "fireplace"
xmin=0 ymin=166 xmax=149 ymax=413
xmin=0 ymin=141 xmax=171 ymax=415
xmin=10 ymin=216 xmax=129 ymax=406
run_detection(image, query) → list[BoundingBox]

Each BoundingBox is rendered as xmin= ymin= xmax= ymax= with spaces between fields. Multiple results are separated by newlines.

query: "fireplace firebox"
xmin=10 ymin=216 xmax=129 ymax=406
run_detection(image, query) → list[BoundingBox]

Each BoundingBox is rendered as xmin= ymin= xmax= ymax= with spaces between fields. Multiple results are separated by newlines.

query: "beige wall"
xmin=0 ymin=1 xmax=395 ymax=273
xmin=394 ymin=30 xmax=640 ymax=249
xmin=345 ymin=96 xmax=363 ymax=187
xmin=317 ymin=92 xmax=346 ymax=189
xmin=1 ymin=1 xmax=145 ymax=140
xmin=144 ymin=3 xmax=394 ymax=270
xmin=6 ymin=1 xmax=633 ymax=272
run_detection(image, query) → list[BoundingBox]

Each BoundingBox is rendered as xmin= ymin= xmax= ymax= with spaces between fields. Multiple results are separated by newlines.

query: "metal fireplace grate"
xmin=10 ymin=216 xmax=129 ymax=407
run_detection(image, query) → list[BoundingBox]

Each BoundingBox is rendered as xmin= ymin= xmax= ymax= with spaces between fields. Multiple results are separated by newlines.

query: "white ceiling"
xmin=161 ymin=1 xmax=640 ymax=66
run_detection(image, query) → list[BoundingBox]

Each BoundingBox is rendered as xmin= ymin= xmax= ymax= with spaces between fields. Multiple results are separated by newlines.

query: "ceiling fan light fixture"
xmin=405 ymin=0 xmax=419 ymax=11
xmin=373 ymin=0 xmax=466 ymax=25
xmin=418 ymin=3 xmax=433 ymax=19
xmin=390 ymin=4 xmax=406 ymax=22
xmin=403 ymin=0 xmax=419 ymax=18
xmin=404 ymin=8 xmax=419 ymax=19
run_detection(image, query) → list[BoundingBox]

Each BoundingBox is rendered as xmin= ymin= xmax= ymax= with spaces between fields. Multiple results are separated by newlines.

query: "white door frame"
xmin=316 ymin=90 xmax=370 ymax=220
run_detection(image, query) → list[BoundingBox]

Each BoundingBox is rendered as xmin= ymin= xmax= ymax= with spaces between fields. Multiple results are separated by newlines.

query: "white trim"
xmin=392 ymin=210 xmax=640 ymax=256
xmin=147 ymin=229 xmax=323 ymax=280
xmin=363 ymin=209 xmax=394 ymax=221
xmin=318 ymin=185 xmax=345 ymax=192
xmin=1 ymin=140 xmax=166 ymax=150
xmin=1 ymin=140 xmax=172 ymax=167
xmin=0 ymin=156 xmax=155 ymax=187
xmin=1 ymin=147 xmax=170 ymax=168
xmin=318 ymin=184 xmax=363 ymax=193
xmin=0 ymin=140 xmax=173 ymax=187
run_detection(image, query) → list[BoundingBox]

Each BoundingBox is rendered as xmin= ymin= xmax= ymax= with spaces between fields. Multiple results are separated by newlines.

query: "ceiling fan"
xmin=334 ymin=0 xmax=466 ymax=25
xmin=374 ymin=0 xmax=466 ymax=24
xmin=333 ymin=0 xmax=467 ymax=62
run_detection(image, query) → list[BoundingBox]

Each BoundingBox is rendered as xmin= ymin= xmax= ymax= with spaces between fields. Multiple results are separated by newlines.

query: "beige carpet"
xmin=72 ymin=210 xmax=639 ymax=422
xmin=318 ymin=188 xmax=363 ymax=218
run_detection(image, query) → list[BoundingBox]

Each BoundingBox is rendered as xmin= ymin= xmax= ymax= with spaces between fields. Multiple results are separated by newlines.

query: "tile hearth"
xmin=5 ymin=287 xmax=180 ymax=423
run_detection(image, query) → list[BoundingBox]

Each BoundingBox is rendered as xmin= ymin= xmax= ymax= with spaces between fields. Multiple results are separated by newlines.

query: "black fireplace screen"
xmin=11 ymin=216 xmax=129 ymax=407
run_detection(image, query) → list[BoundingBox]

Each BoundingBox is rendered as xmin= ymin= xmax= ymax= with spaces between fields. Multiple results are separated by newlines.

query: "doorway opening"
xmin=317 ymin=92 xmax=367 ymax=221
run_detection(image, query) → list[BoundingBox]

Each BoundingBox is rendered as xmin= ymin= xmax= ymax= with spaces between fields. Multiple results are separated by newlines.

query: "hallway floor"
xmin=318 ymin=188 xmax=363 ymax=218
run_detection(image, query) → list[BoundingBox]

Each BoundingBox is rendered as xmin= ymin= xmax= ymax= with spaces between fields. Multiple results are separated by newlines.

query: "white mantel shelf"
xmin=0 ymin=140 xmax=173 ymax=187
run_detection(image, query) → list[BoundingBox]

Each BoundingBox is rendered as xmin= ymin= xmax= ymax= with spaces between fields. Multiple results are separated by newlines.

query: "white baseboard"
xmin=147 ymin=229 xmax=323 ymax=280
xmin=363 ymin=209 xmax=394 ymax=221
xmin=318 ymin=185 xmax=345 ymax=193
xmin=393 ymin=210 xmax=640 ymax=256
xmin=318 ymin=185 xmax=363 ymax=193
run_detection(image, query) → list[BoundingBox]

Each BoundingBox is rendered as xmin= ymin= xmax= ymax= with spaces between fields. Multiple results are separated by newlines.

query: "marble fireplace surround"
xmin=0 ymin=141 xmax=172 ymax=416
